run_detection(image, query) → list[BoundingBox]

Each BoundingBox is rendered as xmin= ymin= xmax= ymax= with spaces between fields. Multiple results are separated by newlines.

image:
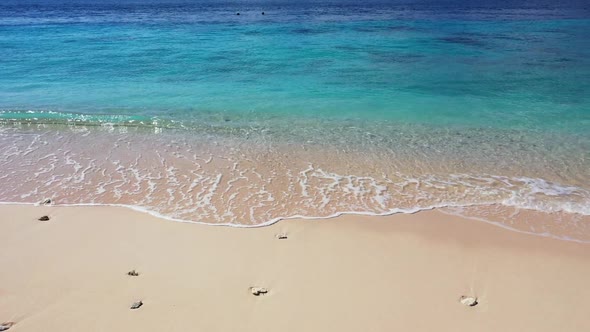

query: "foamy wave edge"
xmin=1 ymin=200 xmax=588 ymax=244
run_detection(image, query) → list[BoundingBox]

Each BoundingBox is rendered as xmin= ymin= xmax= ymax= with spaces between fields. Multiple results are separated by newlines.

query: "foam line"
xmin=1 ymin=200 xmax=588 ymax=243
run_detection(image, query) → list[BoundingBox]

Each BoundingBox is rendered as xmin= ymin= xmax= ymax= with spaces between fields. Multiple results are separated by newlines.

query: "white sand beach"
xmin=1 ymin=204 xmax=589 ymax=332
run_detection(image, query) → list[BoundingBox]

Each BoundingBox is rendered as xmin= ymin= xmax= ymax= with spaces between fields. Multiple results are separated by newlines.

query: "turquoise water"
xmin=1 ymin=1 xmax=589 ymax=133
xmin=0 ymin=1 xmax=589 ymax=238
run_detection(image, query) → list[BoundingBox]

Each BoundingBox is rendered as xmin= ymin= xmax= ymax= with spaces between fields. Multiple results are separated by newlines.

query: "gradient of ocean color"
xmin=1 ymin=0 xmax=589 ymax=132
xmin=0 ymin=0 xmax=589 ymax=240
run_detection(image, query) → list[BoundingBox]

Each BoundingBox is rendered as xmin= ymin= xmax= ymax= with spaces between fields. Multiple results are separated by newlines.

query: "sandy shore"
xmin=0 ymin=205 xmax=589 ymax=331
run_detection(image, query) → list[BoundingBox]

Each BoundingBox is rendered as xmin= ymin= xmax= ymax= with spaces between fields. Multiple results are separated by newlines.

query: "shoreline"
xmin=1 ymin=201 xmax=588 ymax=243
xmin=1 ymin=204 xmax=589 ymax=331
xmin=1 ymin=124 xmax=589 ymax=241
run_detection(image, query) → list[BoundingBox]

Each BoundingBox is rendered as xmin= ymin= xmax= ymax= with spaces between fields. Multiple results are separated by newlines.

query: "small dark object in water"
xmin=0 ymin=322 xmax=15 ymax=331
xmin=236 ymin=12 xmax=240 ymax=15
xmin=127 ymin=270 xmax=139 ymax=277
xmin=40 ymin=198 xmax=52 ymax=205
xmin=130 ymin=301 xmax=143 ymax=309
xmin=38 ymin=215 xmax=50 ymax=221
xmin=262 ymin=12 xmax=265 ymax=15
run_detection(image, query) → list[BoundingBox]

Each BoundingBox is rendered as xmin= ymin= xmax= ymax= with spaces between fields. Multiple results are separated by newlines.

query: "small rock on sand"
xmin=460 ymin=296 xmax=478 ymax=307
xmin=130 ymin=301 xmax=143 ymax=309
xmin=250 ymin=287 xmax=268 ymax=296
xmin=0 ymin=322 xmax=15 ymax=331
xmin=127 ymin=270 xmax=139 ymax=276
xmin=40 ymin=198 xmax=52 ymax=205
xmin=38 ymin=215 xmax=50 ymax=221
xmin=276 ymin=233 xmax=288 ymax=240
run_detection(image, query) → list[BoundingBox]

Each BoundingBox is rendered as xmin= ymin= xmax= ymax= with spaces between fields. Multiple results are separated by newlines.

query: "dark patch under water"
xmin=438 ymin=35 xmax=488 ymax=48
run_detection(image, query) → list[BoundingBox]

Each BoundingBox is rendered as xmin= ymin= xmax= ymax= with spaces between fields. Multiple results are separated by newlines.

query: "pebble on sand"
xmin=38 ymin=215 xmax=50 ymax=221
xmin=40 ymin=198 xmax=52 ymax=205
xmin=0 ymin=322 xmax=15 ymax=331
xmin=276 ymin=233 xmax=288 ymax=240
xmin=250 ymin=287 xmax=268 ymax=296
xmin=459 ymin=296 xmax=478 ymax=307
xmin=130 ymin=301 xmax=143 ymax=309
xmin=127 ymin=270 xmax=140 ymax=276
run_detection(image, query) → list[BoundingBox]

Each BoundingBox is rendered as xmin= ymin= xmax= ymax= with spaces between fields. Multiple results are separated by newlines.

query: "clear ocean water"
xmin=0 ymin=1 xmax=589 ymax=240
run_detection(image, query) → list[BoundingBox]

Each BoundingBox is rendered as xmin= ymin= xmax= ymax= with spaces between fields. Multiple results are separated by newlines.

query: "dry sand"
xmin=0 ymin=204 xmax=588 ymax=331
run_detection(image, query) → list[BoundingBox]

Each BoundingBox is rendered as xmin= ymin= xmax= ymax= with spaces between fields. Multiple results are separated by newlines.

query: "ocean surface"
xmin=0 ymin=1 xmax=589 ymax=240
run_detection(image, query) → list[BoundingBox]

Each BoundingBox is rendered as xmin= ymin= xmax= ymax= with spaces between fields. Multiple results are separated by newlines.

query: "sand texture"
xmin=0 ymin=205 xmax=589 ymax=332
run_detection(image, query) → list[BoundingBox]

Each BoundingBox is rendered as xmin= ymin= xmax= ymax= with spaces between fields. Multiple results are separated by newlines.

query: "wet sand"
xmin=0 ymin=204 xmax=589 ymax=332
xmin=2 ymin=126 xmax=589 ymax=241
